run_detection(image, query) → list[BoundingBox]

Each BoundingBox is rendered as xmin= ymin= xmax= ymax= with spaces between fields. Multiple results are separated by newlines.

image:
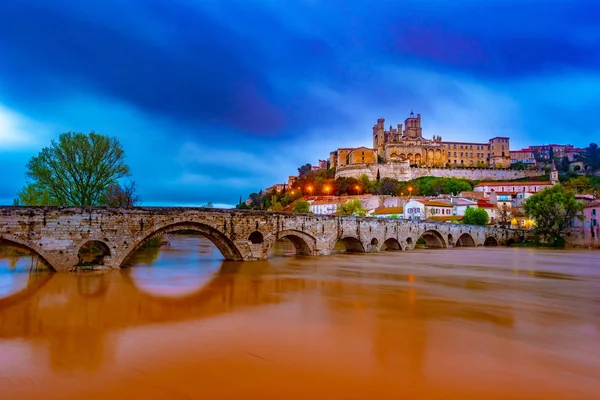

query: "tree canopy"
xmin=19 ymin=132 xmax=131 ymax=206
xmin=523 ymin=184 xmax=585 ymax=246
xmin=292 ymin=199 xmax=311 ymax=213
xmin=462 ymin=207 xmax=489 ymax=226
xmin=336 ymin=199 xmax=367 ymax=216
xmin=584 ymin=142 xmax=600 ymax=173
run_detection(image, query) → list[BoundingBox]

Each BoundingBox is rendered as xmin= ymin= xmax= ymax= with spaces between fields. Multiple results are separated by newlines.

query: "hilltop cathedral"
xmin=330 ymin=112 xmax=511 ymax=169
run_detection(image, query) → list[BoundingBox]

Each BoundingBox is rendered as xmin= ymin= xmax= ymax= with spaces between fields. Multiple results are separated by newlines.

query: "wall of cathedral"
xmin=335 ymin=163 xmax=539 ymax=182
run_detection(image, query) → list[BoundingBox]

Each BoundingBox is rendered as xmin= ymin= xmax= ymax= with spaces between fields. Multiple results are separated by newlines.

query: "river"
xmin=1 ymin=234 xmax=599 ymax=399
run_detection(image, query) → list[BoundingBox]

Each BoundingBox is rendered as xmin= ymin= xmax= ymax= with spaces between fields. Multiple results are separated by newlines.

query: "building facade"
xmin=330 ymin=112 xmax=511 ymax=169
xmin=510 ymin=148 xmax=536 ymax=165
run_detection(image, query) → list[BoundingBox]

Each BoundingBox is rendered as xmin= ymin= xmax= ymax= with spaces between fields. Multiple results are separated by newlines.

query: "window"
xmin=454 ymin=144 xmax=457 ymax=149
xmin=470 ymin=153 xmax=473 ymax=158
xmin=593 ymin=209 xmax=597 ymax=216
xmin=448 ymin=152 xmax=451 ymax=157
xmin=470 ymin=145 xmax=473 ymax=150
xmin=454 ymin=152 xmax=457 ymax=157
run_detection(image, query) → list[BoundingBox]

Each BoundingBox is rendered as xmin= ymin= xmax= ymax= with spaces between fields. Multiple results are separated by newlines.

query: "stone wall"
xmin=335 ymin=162 xmax=540 ymax=181
xmin=0 ymin=207 xmax=523 ymax=271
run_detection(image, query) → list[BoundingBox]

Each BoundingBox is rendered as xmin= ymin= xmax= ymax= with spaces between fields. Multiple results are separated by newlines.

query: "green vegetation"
xmin=523 ymin=184 xmax=585 ymax=247
xmin=336 ymin=199 xmax=368 ymax=216
xmin=583 ymin=142 xmax=600 ymax=174
xmin=462 ymin=208 xmax=489 ymax=226
xmin=18 ymin=132 xmax=135 ymax=206
xmin=292 ymin=199 xmax=311 ymax=213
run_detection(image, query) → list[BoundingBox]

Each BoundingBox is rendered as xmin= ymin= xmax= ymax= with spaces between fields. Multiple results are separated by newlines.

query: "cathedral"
xmin=330 ymin=112 xmax=511 ymax=169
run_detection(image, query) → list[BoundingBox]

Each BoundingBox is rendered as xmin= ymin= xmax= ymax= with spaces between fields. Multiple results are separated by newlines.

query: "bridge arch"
xmin=335 ymin=236 xmax=366 ymax=253
xmin=484 ymin=236 xmax=499 ymax=246
xmin=417 ymin=230 xmax=446 ymax=248
xmin=117 ymin=222 xmax=244 ymax=267
xmin=0 ymin=236 xmax=56 ymax=271
xmin=77 ymin=240 xmax=111 ymax=266
xmin=455 ymin=233 xmax=476 ymax=247
xmin=264 ymin=229 xmax=316 ymax=257
xmin=382 ymin=238 xmax=402 ymax=251
xmin=248 ymin=231 xmax=264 ymax=244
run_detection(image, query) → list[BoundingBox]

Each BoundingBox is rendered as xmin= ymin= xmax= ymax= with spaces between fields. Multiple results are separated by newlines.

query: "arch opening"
xmin=120 ymin=222 xmax=244 ymax=267
xmin=416 ymin=230 xmax=446 ymax=249
xmin=0 ymin=238 xmax=55 ymax=272
xmin=382 ymin=238 xmax=402 ymax=251
xmin=484 ymin=237 xmax=499 ymax=246
xmin=456 ymin=233 xmax=476 ymax=247
xmin=77 ymin=241 xmax=111 ymax=266
xmin=269 ymin=234 xmax=314 ymax=257
xmin=266 ymin=230 xmax=316 ymax=258
xmin=335 ymin=237 xmax=366 ymax=253
xmin=248 ymin=231 xmax=264 ymax=244
xmin=124 ymin=234 xmax=225 ymax=298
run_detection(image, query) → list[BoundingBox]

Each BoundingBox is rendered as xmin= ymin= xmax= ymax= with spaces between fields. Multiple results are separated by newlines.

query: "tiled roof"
xmin=477 ymin=200 xmax=497 ymax=208
xmin=475 ymin=181 xmax=552 ymax=187
xmin=372 ymin=206 xmax=404 ymax=215
xmin=428 ymin=216 xmax=464 ymax=222
xmin=423 ymin=200 xmax=453 ymax=207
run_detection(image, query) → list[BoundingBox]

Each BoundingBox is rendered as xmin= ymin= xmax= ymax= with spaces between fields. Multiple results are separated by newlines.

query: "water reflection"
xmin=123 ymin=234 xmax=223 ymax=298
xmin=0 ymin=241 xmax=599 ymax=399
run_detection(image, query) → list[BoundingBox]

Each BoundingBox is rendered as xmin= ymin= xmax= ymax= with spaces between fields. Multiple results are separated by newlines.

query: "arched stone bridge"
xmin=0 ymin=207 xmax=525 ymax=272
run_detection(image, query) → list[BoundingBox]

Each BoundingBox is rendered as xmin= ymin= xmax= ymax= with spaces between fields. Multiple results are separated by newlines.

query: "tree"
xmin=560 ymin=156 xmax=570 ymax=173
xmin=269 ymin=195 xmax=283 ymax=212
xmin=17 ymin=182 xmax=60 ymax=206
xmin=462 ymin=208 xmax=489 ymax=226
xmin=201 ymin=201 xmax=214 ymax=208
xmin=298 ymin=163 xmax=312 ymax=178
xmin=523 ymin=184 xmax=585 ymax=246
xmin=445 ymin=178 xmax=472 ymax=196
xmin=564 ymin=176 xmax=592 ymax=194
xmin=19 ymin=132 xmax=130 ymax=206
xmin=336 ymin=199 xmax=367 ymax=216
xmin=100 ymin=181 xmax=141 ymax=208
xmin=584 ymin=143 xmax=600 ymax=174
xmin=496 ymin=203 xmax=515 ymax=228
xmin=292 ymin=199 xmax=311 ymax=213
xmin=511 ymin=162 xmax=525 ymax=170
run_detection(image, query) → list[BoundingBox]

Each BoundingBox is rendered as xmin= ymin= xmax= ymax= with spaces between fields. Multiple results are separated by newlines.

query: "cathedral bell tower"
xmin=550 ymin=161 xmax=559 ymax=185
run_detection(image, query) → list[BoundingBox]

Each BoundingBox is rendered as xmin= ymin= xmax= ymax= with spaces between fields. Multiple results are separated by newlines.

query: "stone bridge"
xmin=0 ymin=207 xmax=525 ymax=272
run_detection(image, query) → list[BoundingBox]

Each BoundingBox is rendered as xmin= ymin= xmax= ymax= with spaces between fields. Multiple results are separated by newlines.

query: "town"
xmin=246 ymin=112 xmax=600 ymax=247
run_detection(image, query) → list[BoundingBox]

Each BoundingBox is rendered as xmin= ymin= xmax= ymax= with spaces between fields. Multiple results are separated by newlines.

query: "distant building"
xmin=265 ymin=183 xmax=287 ymax=193
xmin=530 ymin=144 xmax=581 ymax=161
xmin=582 ymin=200 xmax=600 ymax=245
xmin=509 ymin=148 xmax=536 ymax=165
xmin=370 ymin=206 xmax=405 ymax=218
xmin=329 ymin=112 xmax=511 ymax=169
xmin=473 ymin=181 xmax=553 ymax=197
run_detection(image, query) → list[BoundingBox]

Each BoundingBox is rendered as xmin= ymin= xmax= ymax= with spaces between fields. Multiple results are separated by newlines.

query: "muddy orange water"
xmin=1 ymin=235 xmax=599 ymax=399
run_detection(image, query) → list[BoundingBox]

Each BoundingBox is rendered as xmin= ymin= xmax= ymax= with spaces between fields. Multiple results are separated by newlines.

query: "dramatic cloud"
xmin=0 ymin=0 xmax=598 ymax=206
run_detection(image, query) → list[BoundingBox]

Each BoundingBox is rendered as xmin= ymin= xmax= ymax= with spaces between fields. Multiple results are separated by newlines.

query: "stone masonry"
xmin=0 ymin=207 xmax=525 ymax=272
xmin=335 ymin=162 xmax=540 ymax=182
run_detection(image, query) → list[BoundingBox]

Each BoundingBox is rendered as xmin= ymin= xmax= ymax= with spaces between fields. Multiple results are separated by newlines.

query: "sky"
xmin=1 ymin=0 xmax=599 ymax=207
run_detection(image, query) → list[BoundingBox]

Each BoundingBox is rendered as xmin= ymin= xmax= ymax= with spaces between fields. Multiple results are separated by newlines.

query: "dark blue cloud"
xmin=1 ymin=0 xmax=599 ymax=206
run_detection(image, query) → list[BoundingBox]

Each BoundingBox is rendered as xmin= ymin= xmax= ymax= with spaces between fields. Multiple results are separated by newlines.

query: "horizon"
xmin=1 ymin=1 xmax=599 ymax=207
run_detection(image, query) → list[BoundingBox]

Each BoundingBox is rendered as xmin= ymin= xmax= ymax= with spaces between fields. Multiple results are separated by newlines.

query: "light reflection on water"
xmin=0 ymin=238 xmax=600 ymax=399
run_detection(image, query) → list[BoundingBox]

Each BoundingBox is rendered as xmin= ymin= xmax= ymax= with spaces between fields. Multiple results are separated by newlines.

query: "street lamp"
xmin=355 ymin=185 xmax=361 ymax=195
xmin=408 ymin=186 xmax=413 ymax=198
xmin=307 ymin=185 xmax=314 ymax=195
xmin=323 ymin=185 xmax=331 ymax=195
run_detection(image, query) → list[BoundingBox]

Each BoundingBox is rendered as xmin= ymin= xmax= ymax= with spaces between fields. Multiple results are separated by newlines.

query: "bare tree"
xmin=101 ymin=181 xmax=141 ymax=208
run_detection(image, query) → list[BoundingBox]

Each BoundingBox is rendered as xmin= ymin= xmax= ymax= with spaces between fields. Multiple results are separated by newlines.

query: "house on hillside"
xmin=371 ymin=206 xmax=404 ymax=219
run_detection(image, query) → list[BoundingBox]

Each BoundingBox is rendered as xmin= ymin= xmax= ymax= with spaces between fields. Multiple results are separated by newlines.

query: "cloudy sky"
xmin=1 ymin=0 xmax=599 ymax=207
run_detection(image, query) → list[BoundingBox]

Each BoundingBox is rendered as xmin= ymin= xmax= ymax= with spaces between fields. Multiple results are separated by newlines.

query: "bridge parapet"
xmin=0 ymin=207 xmax=525 ymax=271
